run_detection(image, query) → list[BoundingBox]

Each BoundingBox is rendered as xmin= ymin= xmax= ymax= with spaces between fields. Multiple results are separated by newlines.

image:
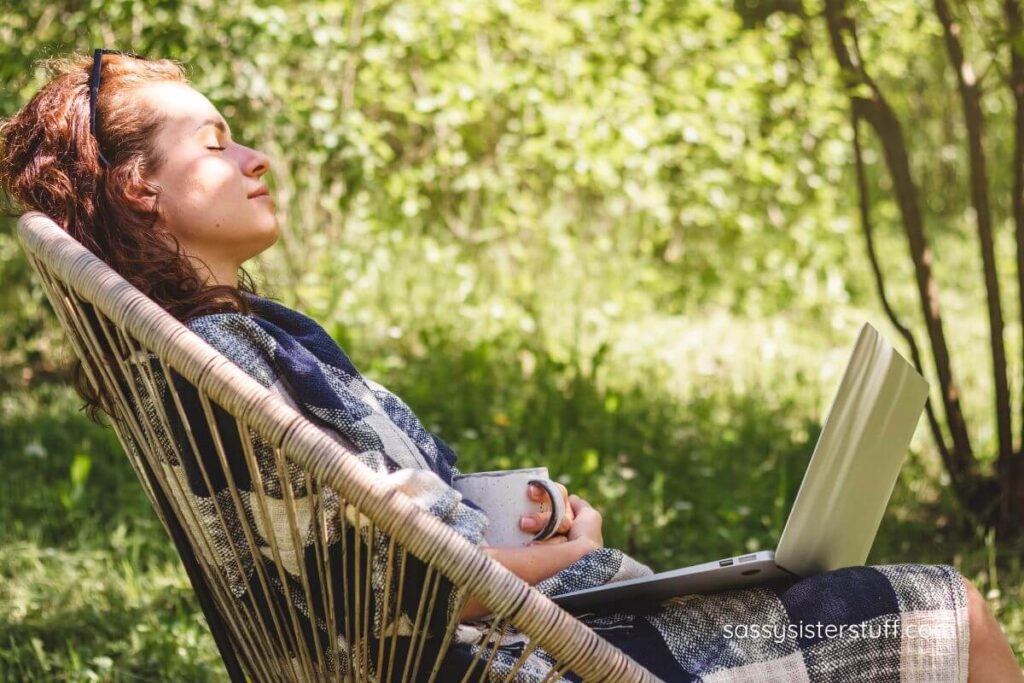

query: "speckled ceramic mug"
xmin=452 ymin=467 xmax=567 ymax=547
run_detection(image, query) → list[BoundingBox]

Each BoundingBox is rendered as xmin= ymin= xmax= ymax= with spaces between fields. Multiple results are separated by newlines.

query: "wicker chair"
xmin=16 ymin=211 xmax=661 ymax=683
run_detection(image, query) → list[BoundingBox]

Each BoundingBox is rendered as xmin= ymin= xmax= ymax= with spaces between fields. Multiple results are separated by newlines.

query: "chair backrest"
xmin=16 ymin=211 xmax=659 ymax=683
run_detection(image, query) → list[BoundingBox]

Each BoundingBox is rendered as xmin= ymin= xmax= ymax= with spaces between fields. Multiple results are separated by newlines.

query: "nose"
xmin=243 ymin=145 xmax=272 ymax=178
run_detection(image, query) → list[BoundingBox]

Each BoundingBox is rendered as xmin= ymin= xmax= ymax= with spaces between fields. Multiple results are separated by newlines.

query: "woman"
xmin=1 ymin=51 xmax=1020 ymax=682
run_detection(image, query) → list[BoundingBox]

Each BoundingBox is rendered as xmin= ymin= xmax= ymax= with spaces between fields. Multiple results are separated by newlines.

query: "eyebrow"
xmin=193 ymin=117 xmax=232 ymax=138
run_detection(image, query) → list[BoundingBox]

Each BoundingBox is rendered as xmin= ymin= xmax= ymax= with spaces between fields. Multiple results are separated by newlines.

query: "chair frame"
xmin=16 ymin=211 xmax=661 ymax=683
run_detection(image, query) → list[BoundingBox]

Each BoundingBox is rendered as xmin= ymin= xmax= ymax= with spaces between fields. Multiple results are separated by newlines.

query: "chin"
xmin=258 ymin=220 xmax=281 ymax=250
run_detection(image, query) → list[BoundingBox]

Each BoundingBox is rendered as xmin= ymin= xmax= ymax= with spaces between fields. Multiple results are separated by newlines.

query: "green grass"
xmin=1 ymin=322 xmax=1021 ymax=680
xmin=0 ymin=385 xmax=224 ymax=682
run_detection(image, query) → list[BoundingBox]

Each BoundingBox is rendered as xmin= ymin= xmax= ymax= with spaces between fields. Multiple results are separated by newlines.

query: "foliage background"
xmin=1 ymin=0 xmax=1021 ymax=678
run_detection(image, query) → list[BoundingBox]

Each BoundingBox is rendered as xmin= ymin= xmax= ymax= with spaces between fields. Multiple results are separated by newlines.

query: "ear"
xmin=140 ymin=188 xmax=159 ymax=214
xmin=128 ymin=180 xmax=162 ymax=215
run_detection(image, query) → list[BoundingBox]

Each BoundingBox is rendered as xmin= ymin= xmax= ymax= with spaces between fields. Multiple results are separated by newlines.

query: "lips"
xmin=248 ymin=185 xmax=270 ymax=199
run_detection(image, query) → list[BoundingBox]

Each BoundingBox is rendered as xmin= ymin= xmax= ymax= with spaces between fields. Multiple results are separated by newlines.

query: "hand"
xmin=464 ymin=528 xmax=598 ymax=620
xmin=565 ymin=495 xmax=603 ymax=551
xmin=529 ymin=534 xmax=570 ymax=545
xmin=520 ymin=481 xmax=575 ymax=536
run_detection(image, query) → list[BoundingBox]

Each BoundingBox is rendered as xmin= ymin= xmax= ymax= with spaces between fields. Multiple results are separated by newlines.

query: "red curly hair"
xmin=0 ymin=51 xmax=262 ymax=424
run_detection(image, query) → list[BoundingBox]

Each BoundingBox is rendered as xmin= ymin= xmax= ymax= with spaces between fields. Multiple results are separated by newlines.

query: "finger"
xmin=554 ymin=483 xmax=572 ymax=513
xmin=558 ymin=483 xmax=575 ymax=523
xmin=569 ymin=494 xmax=591 ymax=515
xmin=546 ymin=485 xmax=572 ymax=533
xmin=539 ymin=482 xmax=570 ymax=537
xmin=556 ymin=511 xmax=574 ymax=534
xmin=529 ymin=534 xmax=569 ymax=546
xmin=557 ymin=491 xmax=573 ymax=532
xmin=520 ymin=511 xmax=550 ymax=532
xmin=528 ymin=483 xmax=547 ymax=501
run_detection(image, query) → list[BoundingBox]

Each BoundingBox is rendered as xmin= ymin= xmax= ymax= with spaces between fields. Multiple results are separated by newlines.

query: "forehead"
xmin=137 ymin=82 xmax=231 ymax=137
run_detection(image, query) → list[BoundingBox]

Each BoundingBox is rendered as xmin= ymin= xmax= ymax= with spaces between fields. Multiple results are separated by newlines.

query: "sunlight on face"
xmin=140 ymin=82 xmax=279 ymax=287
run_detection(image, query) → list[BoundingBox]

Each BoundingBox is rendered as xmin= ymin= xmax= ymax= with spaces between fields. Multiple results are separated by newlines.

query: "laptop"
xmin=552 ymin=322 xmax=929 ymax=614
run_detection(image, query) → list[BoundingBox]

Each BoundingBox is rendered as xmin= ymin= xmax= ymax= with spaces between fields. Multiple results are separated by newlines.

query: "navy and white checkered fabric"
xmin=178 ymin=293 xmax=970 ymax=681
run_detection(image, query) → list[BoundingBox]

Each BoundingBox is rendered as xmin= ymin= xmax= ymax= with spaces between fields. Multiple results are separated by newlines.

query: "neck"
xmin=199 ymin=258 xmax=239 ymax=289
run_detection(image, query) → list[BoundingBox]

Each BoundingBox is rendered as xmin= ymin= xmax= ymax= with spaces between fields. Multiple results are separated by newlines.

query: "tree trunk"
xmin=1003 ymin=0 xmax=1024 ymax=535
xmin=850 ymin=108 xmax=958 ymax=491
xmin=934 ymin=0 xmax=1013 ymax=526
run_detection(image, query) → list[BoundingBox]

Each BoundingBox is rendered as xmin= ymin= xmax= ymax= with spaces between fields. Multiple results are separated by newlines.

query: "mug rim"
xmin=453 ymin=467 xmax=548 ymax=480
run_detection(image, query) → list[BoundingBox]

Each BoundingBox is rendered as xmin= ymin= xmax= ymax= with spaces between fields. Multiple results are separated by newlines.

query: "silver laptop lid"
xmin=774 ymin=323 xmax=929 ymax=576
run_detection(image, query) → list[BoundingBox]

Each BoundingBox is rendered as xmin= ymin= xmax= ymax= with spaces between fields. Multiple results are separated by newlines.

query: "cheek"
xmin=163 ymin=162 xmax=239 ymax=238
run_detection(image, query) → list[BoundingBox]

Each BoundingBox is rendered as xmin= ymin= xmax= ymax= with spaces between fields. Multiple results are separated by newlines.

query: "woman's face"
xmin=140 ymin=82 xmax=279 ymax=287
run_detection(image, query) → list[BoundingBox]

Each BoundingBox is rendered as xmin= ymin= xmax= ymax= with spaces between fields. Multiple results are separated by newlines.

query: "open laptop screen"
xmin=774 ymin=323 xmax=929 ymax=576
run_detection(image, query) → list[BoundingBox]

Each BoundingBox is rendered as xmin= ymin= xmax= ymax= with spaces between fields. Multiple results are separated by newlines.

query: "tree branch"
xmin=851 ymin=108 xmax=957 ymax=486
xmin=934 ymin=0 xmax=1013 ymax=477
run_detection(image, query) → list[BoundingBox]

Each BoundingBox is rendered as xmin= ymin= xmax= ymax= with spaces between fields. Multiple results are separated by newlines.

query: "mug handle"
xmin=526 ymin=479 xmax=567 ymax=542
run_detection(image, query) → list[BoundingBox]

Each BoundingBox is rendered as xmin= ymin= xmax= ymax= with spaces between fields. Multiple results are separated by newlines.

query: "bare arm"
xmin=459 ymin=495 xmax=603 ymax=621
xmin=459 ymin=538 xmax=597 ymax=620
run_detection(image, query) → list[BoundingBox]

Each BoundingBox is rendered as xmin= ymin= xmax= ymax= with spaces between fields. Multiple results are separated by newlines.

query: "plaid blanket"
xmin=130 ymin=292 xmax=968 ymax=682
xmin=460 ymin=561 xmax=970 ymax=682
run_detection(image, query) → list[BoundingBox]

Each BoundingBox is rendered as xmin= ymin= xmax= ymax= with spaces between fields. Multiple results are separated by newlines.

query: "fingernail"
xmin=520 ymin=515 xmax=538 ymax=531
xmin=528 ymin=484 xmax=542 ymax=498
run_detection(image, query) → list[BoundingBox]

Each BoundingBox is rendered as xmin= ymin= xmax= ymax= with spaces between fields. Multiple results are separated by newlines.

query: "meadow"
xmin=2 ymin=306 xmax=1021 ymax=679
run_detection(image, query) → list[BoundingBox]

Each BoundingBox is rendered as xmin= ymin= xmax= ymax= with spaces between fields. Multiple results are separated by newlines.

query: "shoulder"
xmin=185 ymin=312 xmax=279 ymax=388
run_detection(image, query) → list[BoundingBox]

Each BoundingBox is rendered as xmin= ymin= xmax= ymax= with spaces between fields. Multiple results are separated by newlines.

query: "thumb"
xmin=569 ymin=494 xmax=591 ymax=514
